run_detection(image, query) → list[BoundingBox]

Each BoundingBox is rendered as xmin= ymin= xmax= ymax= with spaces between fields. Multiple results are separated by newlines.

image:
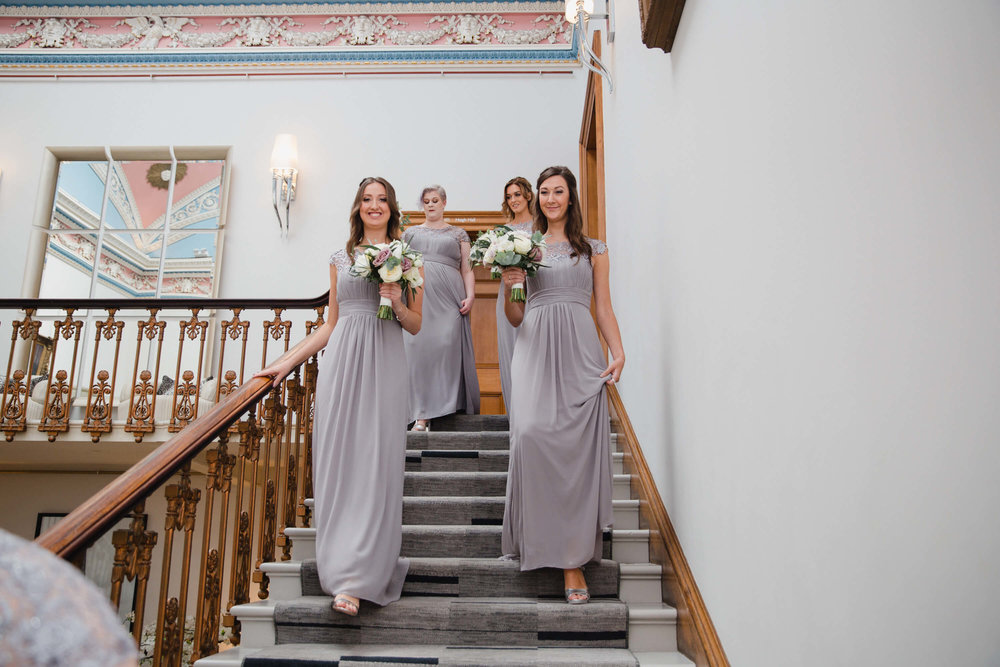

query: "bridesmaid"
xmin=256 ymin=176 xmax=423 ymax=616
xmin=500 ymin=166 xmax=625 ymax=604
xmin=403 ymin=185 xmax=480 ymax=431
xmin=496 ymin=177 xmax=535 ymax=413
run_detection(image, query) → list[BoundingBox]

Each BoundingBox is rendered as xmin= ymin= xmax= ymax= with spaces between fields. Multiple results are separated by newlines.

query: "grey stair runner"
xmin=241 ymin=412 xmax=660 ymax=667
xmin=427 ymin=414 xmax=510 ymax=431
xmin=300 ymin=558 xmax=620 ymax=599
xmin=402 ymin=497 xmax=505 ymax=525
xmin=274 ymin=597 xmax=628 ymax=648
xmin=243 ymin=644 xmax=639 ymax=666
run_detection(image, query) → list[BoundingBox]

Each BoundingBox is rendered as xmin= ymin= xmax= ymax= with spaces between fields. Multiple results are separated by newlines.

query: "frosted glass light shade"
xmin=270 ymin=134 xmax=298 ymax=171
xmin=564 ymin=0 xmax=594 ymax=22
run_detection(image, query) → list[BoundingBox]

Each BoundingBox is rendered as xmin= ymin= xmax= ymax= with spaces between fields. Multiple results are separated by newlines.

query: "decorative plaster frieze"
xmin=0 ymin=2 xmax=564 ymax=17
xmin=0 ymin=11 xmax=569 ymax=49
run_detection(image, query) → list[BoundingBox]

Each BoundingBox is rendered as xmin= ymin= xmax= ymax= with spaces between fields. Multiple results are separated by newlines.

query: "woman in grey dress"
xmin=500 ymin=166 xmax=625 ymax=604
xmin=257 ymin=177 xmax=423 ymax=616
xmin=496 ymin=177 xmax=535 ymax=414
xmin=403 ymin=185 xmax=480 ymax=431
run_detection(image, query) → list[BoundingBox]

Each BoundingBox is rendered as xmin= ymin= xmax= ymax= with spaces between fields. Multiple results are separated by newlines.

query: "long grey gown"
xmin=403 ymin=224 xmax=480 ymax=422
xmin=311 ymin=248 xmax=409 ymax=605
xmin=501 ymin=238 xmax=615 ymax=571
xmin=496 ymin=220 xmax=533 ymax=413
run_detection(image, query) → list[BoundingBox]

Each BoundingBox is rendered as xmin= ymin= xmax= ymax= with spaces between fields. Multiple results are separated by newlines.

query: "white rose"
xmin=413 ymin=254 xmax=424 ymax=268
xmin=512 ymin=234 xmax=531 ymax=254
xmin=404 ymin=266 xmax=423 ymax=287
xmin=352 ymin=255 xmax=371 ymax=277
xmin=483 ymin=246 xmax=497 ymax=265
xmin=379 ymin=263 xmax=403 ymax=283
xmin=495 ymin=238 xmax=515 ymax=253
xmin=391 ymin=241 xmax=404 ymax=258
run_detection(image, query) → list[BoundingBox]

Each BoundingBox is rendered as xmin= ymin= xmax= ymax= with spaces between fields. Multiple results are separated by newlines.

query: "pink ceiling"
xmin=120 ymin=161 xmax=222 ymax=229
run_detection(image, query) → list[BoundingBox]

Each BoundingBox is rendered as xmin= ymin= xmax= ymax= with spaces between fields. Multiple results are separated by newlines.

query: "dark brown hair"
xmin=347 ymin=176 xmax=402 ymax=255
xmin=533 ymin=165 xmax=591 ymax=260
xmin=500 ymin=176 xmax=534 ymax=221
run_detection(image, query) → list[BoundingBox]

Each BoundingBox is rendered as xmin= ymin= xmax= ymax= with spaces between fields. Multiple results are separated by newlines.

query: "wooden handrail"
xmin=35 ymin=331 xmax=321 ymax=560
xmin=0 ymin=292 xmax=329 ymax=311
xmin=607 ymin=385 xmax=730 ymax=666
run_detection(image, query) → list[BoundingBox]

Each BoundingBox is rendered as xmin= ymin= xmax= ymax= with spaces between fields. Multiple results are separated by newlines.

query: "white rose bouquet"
xmin=350 ymin=239 xmax=424 ymax=319
xmin=469 ymin=225 xmax=546 ymax=302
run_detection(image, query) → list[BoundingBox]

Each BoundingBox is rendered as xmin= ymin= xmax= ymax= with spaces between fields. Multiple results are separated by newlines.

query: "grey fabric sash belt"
xmin=421 ymin=256 xmax=461 ymax=270
xmin=338 ymin=299 xmax=380 ymax=317
xmin=526 ymin=287 xmax=591 ymax=308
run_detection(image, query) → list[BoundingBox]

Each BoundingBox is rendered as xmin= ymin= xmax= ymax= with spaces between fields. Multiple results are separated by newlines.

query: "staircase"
xmin=195 ymin=414 xmax=691 ymax=666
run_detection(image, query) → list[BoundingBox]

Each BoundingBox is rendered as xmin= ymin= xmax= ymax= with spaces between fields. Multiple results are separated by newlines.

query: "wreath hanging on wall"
xmin=145 ymin=163 xmax=188 ymax=190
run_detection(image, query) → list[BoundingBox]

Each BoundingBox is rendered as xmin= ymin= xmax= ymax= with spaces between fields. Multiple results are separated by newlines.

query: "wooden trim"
xmin=579 ymin=32 xmax=607 ymax=243
xmin=402 ymin=210 xmax=509 ymax=235
xmin=608 ymin=385 xmax=730 ymax=666
xmin=0 ymin=293 xmax=329 ymax=311
xmin=639 ymin=0 xmax=687 ymax=53
xmin=34 ymin=333 xmax=318 ymax=559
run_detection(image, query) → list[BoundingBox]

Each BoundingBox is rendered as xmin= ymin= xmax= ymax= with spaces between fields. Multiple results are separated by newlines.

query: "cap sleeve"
xmin=451 ymin=225 xmax=470 ymax=246
xmin=588 ymin=238 xmax=608 ymax=255
xmin=330 ymin=249 xmax=351 ymax=270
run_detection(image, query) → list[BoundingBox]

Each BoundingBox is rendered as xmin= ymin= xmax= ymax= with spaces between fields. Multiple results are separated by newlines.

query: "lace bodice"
xmin=403 ymin=225 xmax=468 ymax=270
xmin=542 ymin=238 xmax=608 ymax=265
xmin=328 ymin=248 xmax=382 ymax=308
xmin=525 ymin=238 xmax=607 ymax=308
xmin=0 ymin=528 xmax=138 ymax=667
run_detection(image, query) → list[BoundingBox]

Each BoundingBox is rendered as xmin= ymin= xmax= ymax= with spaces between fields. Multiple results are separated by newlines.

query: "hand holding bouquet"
xmin=350 ymin=240 xmax=424 ymax=319
xmin=469 ymin=225 xmax=546 ymax=302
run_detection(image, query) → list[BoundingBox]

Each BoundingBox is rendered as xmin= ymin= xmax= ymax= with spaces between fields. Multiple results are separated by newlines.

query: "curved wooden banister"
xmin=0 ymin=292 xmax=329 ymax=311
xmin=34 ymin=332 xmax=321 ymax=560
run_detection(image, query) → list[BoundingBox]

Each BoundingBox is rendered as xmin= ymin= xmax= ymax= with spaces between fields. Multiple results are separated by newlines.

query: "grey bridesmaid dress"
xmin=311 ymin=248 xmax=409 ymax=605
xmin=495 ymin=220 xmax=534 ymax=413
xmin=403 ymin=225 xmax=480 ymax=422
xmin=501 ymin=238 xmax=615 ymax=571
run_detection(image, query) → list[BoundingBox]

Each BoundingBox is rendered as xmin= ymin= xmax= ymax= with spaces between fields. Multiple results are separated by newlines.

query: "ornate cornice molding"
xmin=0 ymin=4 xmax=579 ymax=71
xmin=0 ymin=1 xmax=563 ymax=17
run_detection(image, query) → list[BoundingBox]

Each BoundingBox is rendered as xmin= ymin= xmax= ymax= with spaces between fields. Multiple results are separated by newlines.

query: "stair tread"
xmin=299 ymin=557 xmax=621 ymax=599
xmin=239 ymin=643 xmax=640 ymax=666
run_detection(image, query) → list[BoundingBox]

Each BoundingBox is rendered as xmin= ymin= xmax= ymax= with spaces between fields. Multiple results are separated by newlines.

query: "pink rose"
xmin=528 ymin=246 xmax=543 ymax=261
xmin=372 ymin=247 xmax=392 ymax=267
xmin=402 ymin=256 xmax=413 ymax=272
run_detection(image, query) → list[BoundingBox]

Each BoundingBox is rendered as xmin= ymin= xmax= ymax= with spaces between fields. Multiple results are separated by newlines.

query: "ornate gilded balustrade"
xmin=5 ymin=293 xmax=328 ymax=665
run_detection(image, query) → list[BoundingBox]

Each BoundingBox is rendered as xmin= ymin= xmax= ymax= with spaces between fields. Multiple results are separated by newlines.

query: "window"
xmin=38 ymin=147 xmax=229 ymax=299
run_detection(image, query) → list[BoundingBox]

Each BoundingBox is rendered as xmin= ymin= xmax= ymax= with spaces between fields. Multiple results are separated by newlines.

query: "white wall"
xmin=602 ymin=0 xmax=1000 ymax=664
xmin=0 ymin=73 xmax=585 ymax=300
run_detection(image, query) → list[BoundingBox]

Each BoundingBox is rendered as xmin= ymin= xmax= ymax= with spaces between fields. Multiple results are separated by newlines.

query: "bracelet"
xmin=395 ymin=307 xmax=408 ymax=323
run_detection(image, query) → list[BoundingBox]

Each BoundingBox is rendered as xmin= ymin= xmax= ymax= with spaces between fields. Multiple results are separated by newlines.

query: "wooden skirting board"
xmin=607 ymin=385 xmax=730 ymax=666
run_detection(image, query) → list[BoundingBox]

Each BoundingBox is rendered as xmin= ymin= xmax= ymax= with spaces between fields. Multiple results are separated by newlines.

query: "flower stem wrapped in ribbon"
xmin=469 ymin=225 xmax=546 ymax=302
xmin=350 ymin=240 xmax=424 ymax=319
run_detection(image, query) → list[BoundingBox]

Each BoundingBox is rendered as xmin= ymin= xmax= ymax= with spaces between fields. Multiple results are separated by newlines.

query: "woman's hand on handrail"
xmin=253 ymin=360 xmax=295 ymax=388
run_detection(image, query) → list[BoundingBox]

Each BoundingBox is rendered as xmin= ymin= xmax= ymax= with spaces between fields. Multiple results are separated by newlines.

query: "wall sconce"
xmin=270 ymin=134 xmax=298 ymax=237
xmin=565 ymin=0 xmax=615 ymax=92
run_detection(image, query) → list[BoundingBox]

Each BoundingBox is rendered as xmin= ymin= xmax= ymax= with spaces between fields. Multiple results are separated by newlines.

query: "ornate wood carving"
xmin=38 ymin=310 xmax=84 ymax=440
xmin=160 ymin=597 xmax=182 ymax=667
xmin=81 ymin=309 xmax=125 ymax=442
xmin=126 ymin=310 xmax=166 ymax=442
xmin=638 ymin=0 xmax=686 ymax=52
xmin=1 ymin=310 xmax=41 ymax=440
xmin=110 ymin=502 xmax=158 ymax=642
xmin=169 ymin=310 xmax=209 ymax=432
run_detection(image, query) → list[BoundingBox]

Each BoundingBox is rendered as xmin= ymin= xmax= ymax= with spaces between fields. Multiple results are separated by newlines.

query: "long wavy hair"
xmin=500 ymin=176 xmax=534 ymax=221
xmin=533 ymin=166 xmax=591 ymax=260
xmin=347 ymin=176 xmax=402 ymax=255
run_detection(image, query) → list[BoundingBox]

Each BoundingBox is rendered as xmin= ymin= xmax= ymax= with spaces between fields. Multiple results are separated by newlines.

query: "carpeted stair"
xmin=195 ymin=415 xmax=690 ymax=667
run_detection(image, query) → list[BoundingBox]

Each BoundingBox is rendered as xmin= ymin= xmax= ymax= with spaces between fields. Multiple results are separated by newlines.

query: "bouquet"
xmin=350 ymin=239 xmax=424 ymax=319
xmin=469 ymin=225 xmax=546 ymax=302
